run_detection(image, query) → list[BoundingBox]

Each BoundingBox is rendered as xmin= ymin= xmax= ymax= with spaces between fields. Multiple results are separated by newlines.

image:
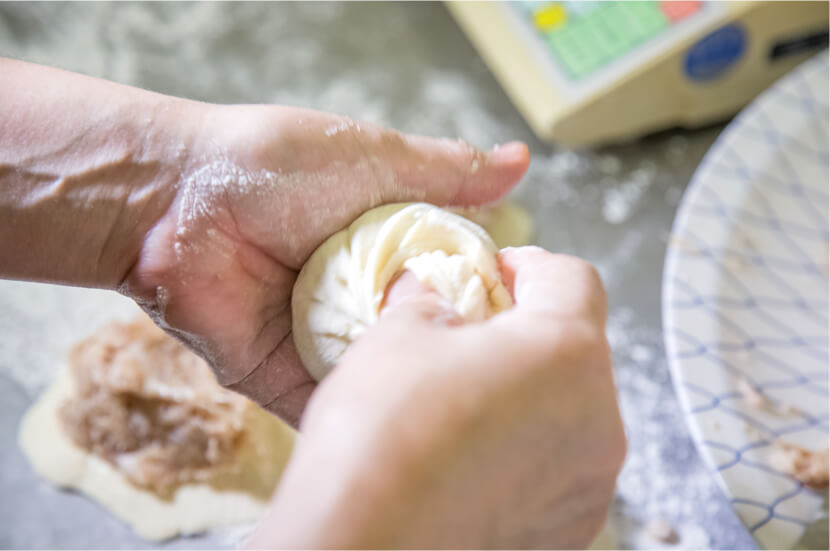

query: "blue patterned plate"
xmin=663 ymin=51 xmax=829 ymax=550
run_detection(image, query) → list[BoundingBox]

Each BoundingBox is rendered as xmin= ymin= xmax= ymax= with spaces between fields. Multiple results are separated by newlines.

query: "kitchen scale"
xmin=447 ymin=1 xmax=829 ymax=147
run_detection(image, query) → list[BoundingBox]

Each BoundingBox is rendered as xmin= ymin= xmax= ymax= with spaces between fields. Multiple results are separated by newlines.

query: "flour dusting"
xmin=0 ymin=2 xmax=747 ymax=549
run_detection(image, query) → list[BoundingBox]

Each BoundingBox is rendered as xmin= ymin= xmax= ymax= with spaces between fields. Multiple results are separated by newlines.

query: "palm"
xmin=125 ymin=106 xmax=529 ymax=426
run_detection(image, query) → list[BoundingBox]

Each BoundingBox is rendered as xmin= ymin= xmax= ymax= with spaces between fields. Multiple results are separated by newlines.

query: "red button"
xmin=660 ymin=0 xmax=701 ymax=22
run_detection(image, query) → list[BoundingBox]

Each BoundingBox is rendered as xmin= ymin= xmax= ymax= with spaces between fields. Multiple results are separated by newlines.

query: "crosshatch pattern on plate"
xmin=663 ymin=51 xmax=829 ymax=550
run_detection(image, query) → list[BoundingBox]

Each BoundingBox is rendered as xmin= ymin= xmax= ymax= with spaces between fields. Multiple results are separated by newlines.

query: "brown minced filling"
xmin=770 ymin=442 xmax=829 ymax=491
xmin=59 ymin=316 xmax=250 ymax=494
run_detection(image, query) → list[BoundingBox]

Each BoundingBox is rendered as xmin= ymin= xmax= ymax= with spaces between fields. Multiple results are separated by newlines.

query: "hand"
xmin=247 ymin=246 xmax=626 ymax=549
xmin=121 ymin=104 xmax=529 ymax=425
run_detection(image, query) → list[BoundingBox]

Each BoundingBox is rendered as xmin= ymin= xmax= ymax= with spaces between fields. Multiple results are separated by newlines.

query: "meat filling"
xmin=59 ymin=316 xmax=249 ymax=494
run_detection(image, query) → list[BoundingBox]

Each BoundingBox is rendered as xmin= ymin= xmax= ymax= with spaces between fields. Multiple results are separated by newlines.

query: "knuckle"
xmin=555 ymin=254 xmax=604 ymax=290
xmin=558 ymin=256 xmax=607 ymax=322
xmin=498 ymin=316 xmax=608 ymax=378
xmin=555 ymin=317 xmax=608 ymax=357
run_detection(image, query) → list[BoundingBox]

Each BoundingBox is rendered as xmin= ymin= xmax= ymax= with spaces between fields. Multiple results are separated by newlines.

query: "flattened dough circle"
xmin=18 ymin=370 xmax=295 ymax=541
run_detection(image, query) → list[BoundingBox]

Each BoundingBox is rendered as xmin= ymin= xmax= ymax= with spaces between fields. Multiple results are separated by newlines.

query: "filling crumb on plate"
xmin=646 ymin=518 xmax=679 ymax=544
xmin=770 ymin=442 xmax=829 ymax=491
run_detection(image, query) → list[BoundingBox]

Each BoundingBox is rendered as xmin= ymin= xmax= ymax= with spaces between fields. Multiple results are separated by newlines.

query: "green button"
xmin=579 ymin=22 xmax=613 ymax=61
xmin=548 ymin=26 xmax=603 ymax=79
xmin=597 ymin=3 xmax=642 ymax=49
xmin=621 ymin=1 xmax=668 ymax=40
xmin=593 ymin=14 xmax=633 ymax=57
xmin=548 ymin=31 xmax=583 ymax=78
xmin=547 ymin=2 xmax=672 ymax=79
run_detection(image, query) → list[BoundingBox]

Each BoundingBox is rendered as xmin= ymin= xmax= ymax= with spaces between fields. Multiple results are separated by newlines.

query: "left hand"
xmin=122 ymin=103 xmax=529 ymax=425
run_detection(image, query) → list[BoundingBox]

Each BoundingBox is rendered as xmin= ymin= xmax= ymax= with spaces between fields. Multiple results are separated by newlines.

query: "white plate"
xmin=663 ymin=51 xmax=829 ymax=550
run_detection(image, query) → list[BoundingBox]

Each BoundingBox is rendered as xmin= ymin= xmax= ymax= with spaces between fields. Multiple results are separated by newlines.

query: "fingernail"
xmin=382 ymin=271 xmax=432 ymax=311
xmin=381 ymin=272 xmax=460 ymax=322
xmin=489 ymin=141 xmax=528 ymax=161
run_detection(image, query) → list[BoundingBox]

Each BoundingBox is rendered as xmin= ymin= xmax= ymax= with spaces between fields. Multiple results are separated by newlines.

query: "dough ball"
xmin=292 ymin=203 xmax=513 ymax=380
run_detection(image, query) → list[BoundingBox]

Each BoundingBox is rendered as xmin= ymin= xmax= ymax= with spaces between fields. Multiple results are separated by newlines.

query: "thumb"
xmin=386 ymin=136 xmax=530 ymax=206
xmin=306 ymin=108 xmax=530 ymax=207
xmin=497 ymin=246 xmax=608 ymax=327
xmin=292 ymin=109 xmax=529 ymax=208
xmin=380 ymin=271 xmax=463 ymax=326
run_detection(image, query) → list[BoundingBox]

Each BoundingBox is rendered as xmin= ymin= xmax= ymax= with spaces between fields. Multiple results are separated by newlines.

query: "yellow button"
xmin=533 ymin=3 xmax=567 ymax=32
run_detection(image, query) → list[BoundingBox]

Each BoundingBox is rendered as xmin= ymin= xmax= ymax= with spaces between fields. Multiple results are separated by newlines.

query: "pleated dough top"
xmin=291 ymin=203 xmax=513 ymax=380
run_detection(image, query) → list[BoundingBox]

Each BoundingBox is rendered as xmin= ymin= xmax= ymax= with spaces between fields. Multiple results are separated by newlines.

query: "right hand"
xmin=248 ymin=246 xmax=626 ymax=549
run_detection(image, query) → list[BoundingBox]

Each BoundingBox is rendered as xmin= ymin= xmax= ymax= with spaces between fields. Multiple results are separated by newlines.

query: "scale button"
xmin=685 ymin=24 xmax=747 ymax=81
xmin=533 ymin=3 xmax=568 ymax=32
xmin=660 ymin=0 xmax=701 ymax=23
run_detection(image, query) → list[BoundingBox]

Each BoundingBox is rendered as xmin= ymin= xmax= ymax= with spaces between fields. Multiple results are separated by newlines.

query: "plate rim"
xmin=661 ymin=50 xmax=829 ymax=549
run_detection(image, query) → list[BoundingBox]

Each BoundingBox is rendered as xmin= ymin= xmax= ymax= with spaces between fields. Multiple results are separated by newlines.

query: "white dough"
xmin=292 ymin=202 xmax=513 ymax=380
xmin=18 ymin=370 xmax=296 ymax=541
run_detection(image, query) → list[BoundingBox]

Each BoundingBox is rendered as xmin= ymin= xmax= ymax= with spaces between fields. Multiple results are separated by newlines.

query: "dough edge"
xmin=18 ymin=369 xmax=296 ymax=541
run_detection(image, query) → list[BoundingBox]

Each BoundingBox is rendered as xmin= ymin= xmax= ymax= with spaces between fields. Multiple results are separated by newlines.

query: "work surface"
xmin=0 ymin=2 xmax=758 ymax=549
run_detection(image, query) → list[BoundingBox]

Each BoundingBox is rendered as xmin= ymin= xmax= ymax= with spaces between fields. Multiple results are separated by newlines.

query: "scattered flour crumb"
xmin=646 ymin=518 xmax=679 ymax=544
xmin=324 ymin=119 xmax=360 ymax=137
xmin=602 ymin=163 xmax=656 ymax=224
xmin=599 ymin=154 xmax=622 ymax=175
xmin=630 ymin=344 xmax=654 ymax=365
xmin=665 ymin=135 xmax=689 ymax=165
xmin=737 ymin=378 xmax=767 ymax=409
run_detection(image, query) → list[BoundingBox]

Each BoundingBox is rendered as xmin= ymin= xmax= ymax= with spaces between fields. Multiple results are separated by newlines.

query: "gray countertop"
xmin=0 ymin=2 xmax=757 ymax=549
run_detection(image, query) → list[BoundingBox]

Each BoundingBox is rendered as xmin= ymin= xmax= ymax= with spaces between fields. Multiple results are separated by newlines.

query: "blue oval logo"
xmin=685 ymin=24 xmax=747 ymax=81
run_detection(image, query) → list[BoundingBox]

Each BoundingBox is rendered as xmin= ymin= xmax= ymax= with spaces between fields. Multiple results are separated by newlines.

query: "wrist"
xmin=0 ymin=58 xmax=210 ymax=289
xmin=107 ymin=94 xmax=212 ymax=295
